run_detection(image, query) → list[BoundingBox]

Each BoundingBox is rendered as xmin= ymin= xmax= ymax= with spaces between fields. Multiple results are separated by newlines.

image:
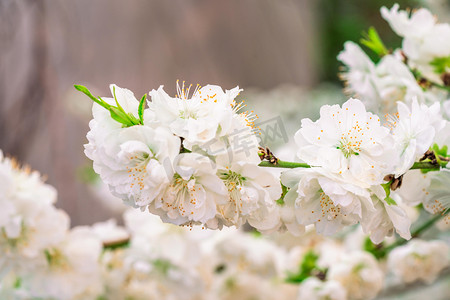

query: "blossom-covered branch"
xmin=75 ymin=3 xmax=450 ymax=256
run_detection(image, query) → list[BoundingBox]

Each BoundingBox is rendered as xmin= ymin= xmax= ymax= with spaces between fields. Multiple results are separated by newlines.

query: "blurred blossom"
xmin=388 ymin=239 xmax=450 ymax=284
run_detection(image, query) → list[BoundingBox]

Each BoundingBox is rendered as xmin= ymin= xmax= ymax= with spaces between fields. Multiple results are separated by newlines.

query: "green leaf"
xmin=138 ymin=94 xmax=146 ymax=124
xmin=14 ymin=277 xmax=22 ymax=289
xmin=251 ymin=230 xmax=262 ymax=238
xmin=112 ymin=85 xmax=125 ymax=112
xmin=381 ymin=182 xmax=391 ymax=199
xmin=153 ymin=259 xmax=174 ymax=276
xmin=77 ymin=165 xmax=99 ymax=184
xmin=109 ymin=107 xmax=134 ymax=126
xmin=385 ymin=196 xmax=397 ymax=206
xmin=363 ymin=237 xmax=386 ymax=260
xmin=112 ymin=86 xmax=139 ymax=126
xmin=76 ymin=84 xmax=142 ymax=128
xmin=381 ymin=181 xmax=397 ymax=205
xmin=431 ymin=143 xmax=449 ymax=168
xmin=430 ymin=56 xmax=450 ymax=74
xmin=360 ymin=27 xmax=389 ymax=57
xmin=44 ymin=249 xmax=52 ymax=264
xmin=286 ymin=250 xmax=320 ymax=283
xmin=432 ymin=143 xmax=448 ymax=157
xmin=74 ymin=84 xmax=110 ymax=109
xmin=127 ymin=113 xmax=140 ymax=125
xmin=276 ymin=183 xmax=288 ymax=205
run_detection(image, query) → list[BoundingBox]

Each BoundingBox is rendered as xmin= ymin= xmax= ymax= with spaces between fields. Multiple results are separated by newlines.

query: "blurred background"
xmin=0 ymin=0 xmax=448 ymax=226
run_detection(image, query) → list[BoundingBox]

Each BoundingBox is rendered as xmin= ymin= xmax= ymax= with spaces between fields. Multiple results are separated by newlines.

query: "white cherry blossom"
xmin=297 ymin=278 xmax=347 ymax=300
xmin=86 ymin=124 xmax=180 ymax=208
xmin=295 ymin=98 xmax=395 ymax=187
xmin=149 ymin=153 xmax=227 ymax=227
xmin=361 ymin=186 xmax=411 ymax=244
xmin=215 ymin=162 xmax=282 ymax=233
xmin=338 ymin=42 xmax=442 ymax=114
xmin=328 ymin=251 xmax=383 ymax=300
xmin=388 ymin=239 xmax=449 ymax=284
xmin=381 ymin=4 xmax=450 ymax=84
xmin=390 ymin=99 xmax=445 ymax=176
xmin=281 ymin=168 xmax=375 ymax=236
xmin=149 ymin=82 xmax=240 ymax=146
xmin=25 ymin=227 xmax=103 ymax=300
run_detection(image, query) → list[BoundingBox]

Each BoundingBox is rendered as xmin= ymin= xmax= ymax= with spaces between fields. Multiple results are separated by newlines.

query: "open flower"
xmin=149 ymin=153 xmax=227 ymax=227
xmin=381 ymin=4 xmax=450 ymax=84
xmin=338 ymin=42 xmax=381 ymax=111
xmin=328 ymin=251 xmax=383 ymax=300
xmin=25 ymin=227 xmax=103 ymax=300
xmin=361 ymin=186 xmax=411 ymax=244
xmin=85 ymin=84 xmax=181 ymax=209
xmin=149 ymin=82 xmax=240 ymax=146
xmin=86 ymin=125 xmax=180 ymax=209
xmin=388 ymin=239 xmax=449 ymax=284
xmin=281 ymin=168 xmax=375 ymax=236
xmin=194 ymin=112 xmax=260 ymax=165
xmin=297 ymin=278 xmax=347 ymax=300
xmin=295 ymin=98 xmax=395 ymax=187
xmin=215 ymin=162 xmax=282 ymax=233
xmin=423 ymin=169 xmax=450 ymax=219
xmin=391 ymin=99 xmax=445 ymax=176
xmin=0 ymin=151 xmax=69 ymax=275
xmin=102 ymin=209 xmax=206 ymax=300
xmin=338 ymin=42 xmax=441 ymax=115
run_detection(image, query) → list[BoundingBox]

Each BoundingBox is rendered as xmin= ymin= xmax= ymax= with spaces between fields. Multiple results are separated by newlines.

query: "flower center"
xmin=126 ymin=152 xmax=151 ymax=191
xmin=165 ymin=174 xmax=198 ymax=216
xmin=337 ymin=138 xmax=361 ymax=158
xmin=179 ymin=109 xmax=198 ymax=120
xmin=318 ymin=191 xmax=341 ymax=221
xmin=45 ymin=248 xmax=69 ymax=269
xmin=219 ymin=170 xmax=246 ymax=213
xmin=336 ymin=122 xmax=365 ymax=158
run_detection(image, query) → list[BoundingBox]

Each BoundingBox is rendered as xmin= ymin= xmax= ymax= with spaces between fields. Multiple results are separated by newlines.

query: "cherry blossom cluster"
xmin=93 ymin=211 xmax=449 ymax=300
xmin=0 ymin=151 xmax=103 ymax=299
xmin=339 ymin=4 xmax=450 ymax=115
xmin=0 ymin=150 xmax=448 ymax=299
xmin=280 ymin=97 xmax=448 ymax=244
xmin=78 ymin=4 xmax=450 ymax=244
xmin=82 ymin=82 xmax=281 ymax=234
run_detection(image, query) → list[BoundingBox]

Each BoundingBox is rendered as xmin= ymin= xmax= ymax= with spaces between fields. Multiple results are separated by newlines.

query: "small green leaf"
xmin=251 ymin=230 xmax=262 ymax=238
xmin=432 ymin=143 xmax=448 ymax=157
xmin=44 ymin=249 xmax=52 ymax=264
xmin=111 ymin=86 xmax=141 ymax=126
xmin=77 ymin=165 xmax=99 ymax=184
xmin=381 ymin=182 xmax=391 ymax=199
xmin=74 ymin=84 xmax=110 ymax=109
xmin=276 ymin=183 xmax=288 ymax=205
xmin=109 ymin=107 xmax=134 ymax=126
xmin=112 ymin=85 xmax=125 ymax=112
xmin=127 ymin=113 xmax=140 ymax=125
xmin=286 ymin=250 xmax=321 ymax=283
xmin=430 ymin=56 xmax=450 ymax=74
xmin=14 ymin=277 xmax=22 ymax=289
xmin=385 ymin=196 xmax=397 ymax=206
xmin=360 ymin=27 xmax=389 ymax=57
xmin=363 ymin=237 xmax=386 ymax=260
xmin=138 ymin=94 xmax=146 ymax=124
xmin=153 ymin=259 xmax=173 ymax=276
xmin=430 ymin=143 xmax=449 ymax=168
xmin=76 ymin=84 xmax=142 ymax=128
xmin=381 ymin=181 xmax=397 ymax=205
